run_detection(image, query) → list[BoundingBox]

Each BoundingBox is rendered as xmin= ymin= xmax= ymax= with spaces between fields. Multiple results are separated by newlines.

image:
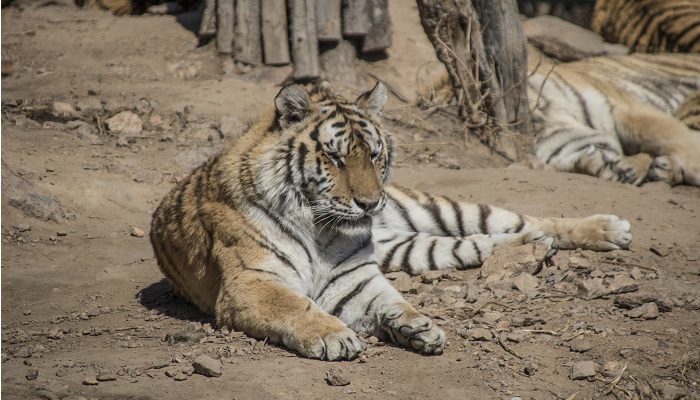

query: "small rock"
xmin=605 ymin=274 xmax=639 ymax=295
xmin=506 ymin=331 xmax=526 ymax=343
xmin=192 ymin=355 xmax=222 ymax=378
xmin=576 ymin=277 xmax=606 ymax=300
xmin=569 ymin=337 xmax=592 ymax=353
xmin=17 ymin=224 xmax=31 ymax=232
xmin=97 ymin=373 xmax=117 ymax=382
xmin=52 ymin=102 xmax=77 ymax=118
xmin=486 ymin=279 xmax=512 ymax=299
xmin=512 ymin=272 xmax=538 ymax=293
xmin=420 ymin=270 xmax=445 ymax=284
xmin=570 ymin=361 xmax=597 ymax=380
xmin=75 ymin=97 xmax=103 ymax=114
xmin=464 ymin=282 xmax=482 ymax=303
xmin=463 ymin=327 xmax=493 ymax=341
xmin=167 ymin=60 xmax=202 ymax=80
xmin=26 ymin=367 xmax=39 ymax=380
xmin=650 ymin=245 xmax=670 ymax=257
xmin=619 ymin=348 xmax=634 ymax=358
xmin=601 ymin=361 xmax=626 ymax=378
xmin=480 ymin=241 xmax=551 ymax=280
xmin=657 ymin=381 xmax=685 ymax=400
xmin=325 ymin=366 xmax=350 ymax=386
xmin=130 ymin=227 xmax=145 ymax=238
xmin=627 ymin=302 xmax=660 ymax=319
xmin=630 ymin=267 xmax=643 ymax=280
xmin=82 ymin=377 xmax=99 ymax=385
xmin=391 ymin=275 xmax=416 ymax=293
xmin=56 ymin=231 xmax=67 ymax=237
xmin=105 ymin=111 xmax=142 ymax=136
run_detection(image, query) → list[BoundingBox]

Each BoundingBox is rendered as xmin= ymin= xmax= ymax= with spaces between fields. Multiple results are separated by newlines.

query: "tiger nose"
xmin=354 ymin=197 xmax=380 ymax=211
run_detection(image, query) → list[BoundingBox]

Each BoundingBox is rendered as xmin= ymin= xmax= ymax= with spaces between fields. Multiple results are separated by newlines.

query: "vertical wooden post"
xmin=342 ymin=0 xmax=370 ymax=37
xmin=316 ymin=0 xmax=342 ymax=42
xmin=362 ymin=0 xmax=392 ymax=53
xmin=261 ymin=0 xmax=291 ymax=65
xmin=234 ymin=0 xmax=263 ymax=65
xmin=216 ymin=0 xmax=234 ymax=54
xmin=289 ymin=0 xmax=320 ymax=79
xmin=199 ymin=0 xmax=217 ymax=38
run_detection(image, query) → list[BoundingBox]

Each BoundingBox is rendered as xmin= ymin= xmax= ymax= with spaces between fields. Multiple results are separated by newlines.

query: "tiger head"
xmin=272 ymin=82 xmax=393 ymax=234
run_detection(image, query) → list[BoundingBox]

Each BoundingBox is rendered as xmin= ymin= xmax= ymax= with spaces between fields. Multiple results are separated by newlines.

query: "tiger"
xmin=528 ymin=50 xmax=700 ymax=187
xmin=591 ymin=0 xmax=700 ymax=53
xmin=149 ymin=82 xmax=633 ymax=360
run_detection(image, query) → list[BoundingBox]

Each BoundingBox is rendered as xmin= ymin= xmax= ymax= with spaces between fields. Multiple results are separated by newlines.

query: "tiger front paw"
xmin=294 ymin=325 xmax=365 ymax=361
xmin=579 ymin=214 xmax=632 ymax=251
xmin=647 ymin=155 xmax=684 ymax=186
xmin=609 ymin=153 xmax=653 ymax=185
xmin=381 ymin=304 xmax=446 ymax=355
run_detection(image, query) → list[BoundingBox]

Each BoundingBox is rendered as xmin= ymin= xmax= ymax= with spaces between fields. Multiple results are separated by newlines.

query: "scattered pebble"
xmin=570 ymin=361 xmax=597 ymax=380
xmin=325 ymin=367 xmax=350 ymax=386
xmin=569 ymin=337 xmax=592 ymax=353
xmin=192 ymin=355 xmax=222 ymax=378
xmin=25 ymin=367 xmax=39 ymax=380
xmin=130 ymin=227 xmax=145 ymax=238
xmin=627 ymin=302 xmax=660 ymax=320
xmin=462 ymin=327 xmax=493 ymax=342
xmin=82 ymin=377 xmax=99 ymax=385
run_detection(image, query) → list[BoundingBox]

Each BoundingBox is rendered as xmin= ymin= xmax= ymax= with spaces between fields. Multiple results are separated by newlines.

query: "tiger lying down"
xmin=150 ymin=83 xmax=632 ymax=360
xmin=529 ymin=51 xmax=700 ymax=187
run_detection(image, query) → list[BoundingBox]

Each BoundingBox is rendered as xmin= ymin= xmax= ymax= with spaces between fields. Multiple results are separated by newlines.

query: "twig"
xmin=107 ymin=198 xmax=141 ymax=213
xmin=368 ymin=72 xmax=410 ymax=103
xmin=601 ymin=260 xmax=658 ymax=272
xmin=564 ymin=393 xmax=578 ymax=400
xmin=41 ymin=252 xmax=55 ymax=262
xmin=491 ymin=328 xmax=522 ymax=359
xmin=521 ymin=329 xmax=560 ymax=336
xmin=605 ymin=363 xmax=628 ymax=394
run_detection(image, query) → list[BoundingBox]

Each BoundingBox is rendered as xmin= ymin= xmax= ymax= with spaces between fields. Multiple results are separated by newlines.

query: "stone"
xmin=605 ymin=274 xmax=639 ymax=295
xmin=17 ymin=224 xmax=31 ymax=232
xmin=569 ymin=337 xmax=592 ymax=353
xmin=576 ymin=277 xmax=606 ymax=300
xmin=3 ymin=163 xmax=69 ymax=223
xmin=325 ymin=366 xmax=350 ymax=386
xmin=523 ymin=15 xmax=608 ymax=62
xmin=167 ymin=61 xmax=202 ymax=80
xmin=464 ymin=327 xmax=493 ymax=341
xmin=13 ymin=115 xmax=42 ymax=129
xmin=630 ymin=267 xmax=643 ymax=280
xmin=657 ymin=381 xmax=685 ymax=400
xmin=480 ymin=241 xmax=551 ymax=281
xmin=25 ymin=367 xmax=39 ymax=380
xmin=391 ymin=275 xmax=416 ymax=293
xmin=75 ymin=97 xmax=103 ymax=114
xmin=512 ymin=272 xmax=538 ymax=293
xmin=570 ymin=361 xmax=597 ymax=380
xmin=506 ymin=331 xmax=526 ymax=343
xmin=97 ymin=373 xmax=117 ymax=381
xmin=627 ymin=302 xmax=660 ymax=319
xmin=464 ymin=282 xmax=481 ymax=303
xmin=601 ymin=361 xmax=626 ymax=378
xmin=486 ymin=279 xmax=512 ymax=299
xmin=105 ymin=111 xmax=142 ymax=136
xmin=52 ymin=102 xmax=77 ymax=118
xmin=82 ymin=377 xmax=99 ymax=385
xmin=130 ymin=227 xmax=145 ymax=237
xmin=192 ymin=355 xmax=222 ymax=378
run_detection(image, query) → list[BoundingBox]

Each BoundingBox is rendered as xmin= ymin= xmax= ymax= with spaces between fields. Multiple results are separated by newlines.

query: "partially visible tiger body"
xmin=592 ymin=0 xmax=700 ymax=53
xmin=151 ymin=82 xmax=632 ymax=360
xmin=529 ymin=51 xmax=700 ymax=186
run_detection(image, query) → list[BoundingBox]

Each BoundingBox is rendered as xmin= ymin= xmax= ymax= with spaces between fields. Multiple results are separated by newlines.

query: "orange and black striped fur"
xmin=150 ymin=82 xmax=633 ymax=360
xmin=592 ymin=0 xmax=700 ymax=53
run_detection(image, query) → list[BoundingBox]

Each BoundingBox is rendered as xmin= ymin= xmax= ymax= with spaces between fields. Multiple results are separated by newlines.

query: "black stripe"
xmin=242 ymin=231 xmax=300 ymax=276
xmin=452 ymin=240 xmax=466 ymax=270
xmin=376 ymin=235 xmax=398 ymax=244
xmin=471 ymin=240 xmax=482 ymax=265
xmin=319 ymin=261 xmax=376 ymax=299
xmin=427 ymin=240 xmax=438 ymax=271
xmin=330 ymin=275 xmax=377 ymax=317
xmin=247 ymin=201 xmax=312 ymax=262
xmin=400 ymin=240 xmax=417 ymax=274
xmin=364 ymin=293 xmax=381 ymax=315
xmin=333 ymin=237 xmax=372 ymax=268
xmin=380 ymin=235 xmax=416 ymax=272
xmin=387 ymin=194 xmax=418 ymax=232
xmin=513 ymin=215 xmax=525 ymax=233
xmin=478 ymin=204 xmax=491 ymax=234
xmin=427 ymin=196 xmax=449 ymax=235
xmin=446 ymin=198 xmax=465 ymax=237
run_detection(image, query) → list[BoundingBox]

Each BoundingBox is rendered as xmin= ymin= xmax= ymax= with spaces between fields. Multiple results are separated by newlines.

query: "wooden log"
xmin=261 ymin=0 xmax=291 ymax=65
xmin=216 ymin=0 xmax=235 ymax=54
xmin=289 ymin=0 xmax=320 ymax=79
xmin=342 ymin=0 xmax=370 ymax=37
xmin=234 ymin=0 xmax=263 ymax=65
xmin=362 ymin=0 xmax=392 ymax=53
xmin=316 ymin=0 xmax=341 ymax=42
xmin=199 ymin=0 xmax=217 ymax=38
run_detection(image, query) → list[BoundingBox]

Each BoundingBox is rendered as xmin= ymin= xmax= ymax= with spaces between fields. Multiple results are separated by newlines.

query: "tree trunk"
xmin=416 ymin=0 xmax=530 ymax=134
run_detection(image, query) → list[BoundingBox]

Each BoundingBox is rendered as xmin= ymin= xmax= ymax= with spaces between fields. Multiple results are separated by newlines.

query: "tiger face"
xmin=274 ymin=83 xmax=392 ymax=234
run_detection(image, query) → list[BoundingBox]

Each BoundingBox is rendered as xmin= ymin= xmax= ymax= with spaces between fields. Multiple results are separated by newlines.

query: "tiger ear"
xmin=275 ymin=84 xmax=311 ymax=128
xmin=355 ymin=82 xmax=387 ymax=118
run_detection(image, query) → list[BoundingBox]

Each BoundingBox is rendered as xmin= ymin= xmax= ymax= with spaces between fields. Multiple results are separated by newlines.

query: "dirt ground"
xmin=2 ymin=2 xmax=699 ymax=400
